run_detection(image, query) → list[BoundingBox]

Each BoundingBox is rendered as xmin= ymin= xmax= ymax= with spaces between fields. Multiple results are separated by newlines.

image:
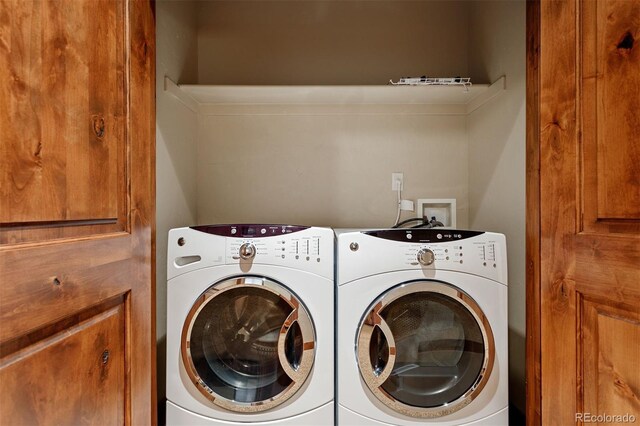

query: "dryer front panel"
xmin=355 ymin=280 xmax=494 ymax=419
xmin=181 ymin=276 xmax=315 ymax=413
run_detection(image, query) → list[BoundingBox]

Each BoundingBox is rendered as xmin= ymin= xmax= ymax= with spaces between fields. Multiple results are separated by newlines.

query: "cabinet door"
xmin=0 ymin=0 xmax=155 ymax=424
xmin=528 ymin=0 xmax=640 ymax=424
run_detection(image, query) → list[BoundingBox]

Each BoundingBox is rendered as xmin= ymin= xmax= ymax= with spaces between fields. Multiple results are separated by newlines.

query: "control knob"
xmin=239 ymin=243 xmax=256 ymax=260
xmin=417 ymin=249 xmax=435 ymax=266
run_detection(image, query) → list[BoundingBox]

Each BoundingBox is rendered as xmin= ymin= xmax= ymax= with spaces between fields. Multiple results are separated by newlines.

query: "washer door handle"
xmin=357 ymin=307 xmax=397 ymax=388
xmin=277 ymin=308 xmax=315 ymax=383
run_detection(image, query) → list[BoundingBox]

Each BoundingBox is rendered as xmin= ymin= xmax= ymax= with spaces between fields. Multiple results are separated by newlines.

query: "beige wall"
xmin=196 ymin=109 xmax=469 ymax=228
xmin=157 ymin=0 xmax=526 ymax=413
xmin=156 ymin=0 xmax=199 ymax=410
xmin=196 ymin=1 xmax=469 ymax=85
xmin=467 ymin=0 xmax=526 ymax=415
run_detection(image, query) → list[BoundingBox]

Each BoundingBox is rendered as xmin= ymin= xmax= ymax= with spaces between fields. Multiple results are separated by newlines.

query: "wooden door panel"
xmin=0 ymin=0 xmax=127 ymax=239
xmin=0 ymin=237 xmax=132 ymax=343
xmin=581 ymin=300 xmax=640 ymax=421
xmin=575 ymin=236 xmax=640 ymax=300
xmin=0 ymin=301 xmax=126 ymax=425
xmin=0 ymin=0 xmax=155 ymax=423
xmin=582 ymin=0 xmax=640 ymax=228
xmin=529 ymin=0 xmax=640 ymax=424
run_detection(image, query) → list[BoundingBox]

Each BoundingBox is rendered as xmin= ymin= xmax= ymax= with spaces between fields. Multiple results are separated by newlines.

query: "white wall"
xmin=196 ymin=109 xmax=469 ymax=228
xmin=156 ymin=0 xmax=199 ymax=412
xmin=197 ymin=1 xmax=469 ymax=85
xmin=467 ymin=0 xmax=526 ymax=415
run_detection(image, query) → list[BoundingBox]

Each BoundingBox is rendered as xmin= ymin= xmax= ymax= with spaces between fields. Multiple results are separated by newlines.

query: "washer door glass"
xmin=357 ymin=280 xmax=494 ymax=418
xmin=182 ymin=276 xmax=315 ymax=412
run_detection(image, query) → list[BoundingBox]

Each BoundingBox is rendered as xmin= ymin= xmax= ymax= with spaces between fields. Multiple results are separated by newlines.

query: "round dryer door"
xmin=356 ymin=280 xmax=494 ymax=418
xmin=181 ymin=276 xmax=315 ymax=412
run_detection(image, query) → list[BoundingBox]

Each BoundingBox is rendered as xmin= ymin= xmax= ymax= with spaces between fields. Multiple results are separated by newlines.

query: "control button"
xmin=317 ymin=258 xmax=320 ymax=262
xmin=281 ymin=254 xmax=285 ymax=259
xmin=460 ymin=259 xmax=463 ymax=264
xmin=446 ymin=256 xmax=450 ymax=260
xmin=231 ymin=228 xmax=237 ymax=235
xmin=437 ymin=234 xmax=442 ymax=240
xmin=295 ymin=255 xmax=299 ymax=260
xmin=493 ymin=263 xmax=497 ymax=268
xmin=306 ymin=256 xmax=310 ymax=261
xmin=445 ymin=249 xmax=448 ymax=253
xmin=239 ymin=243 xmax=256 ymax=260
xmin=407 ymin=233 xmax=413 ymax=240
xmin=282 ymin=247 xmax=285 ymax=251
xmin=483 ymin=262 xmax=487 ymax=266
xmin=417 ymin=249 xmax=435 ymax=266
xmin=349 ymin=242 xmax=359 ymax=251
xmin=261 ymin=228 xmax=266 ymax=235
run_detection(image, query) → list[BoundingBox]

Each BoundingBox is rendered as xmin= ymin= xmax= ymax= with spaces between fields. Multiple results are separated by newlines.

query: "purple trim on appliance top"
xmin=363 ymin=229 xmax=484 ymax=243
xmin=190 ymin=224 xmax=310 ymax=238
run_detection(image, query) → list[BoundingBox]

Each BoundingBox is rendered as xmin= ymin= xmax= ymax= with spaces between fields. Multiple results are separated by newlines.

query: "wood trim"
xmin=525 ymin=0 xmax=542 ymax=424
xmin=128 ymin=0 xmax=156 ymax=424
xmin=538 ymin=0 xmax=579 ymax=424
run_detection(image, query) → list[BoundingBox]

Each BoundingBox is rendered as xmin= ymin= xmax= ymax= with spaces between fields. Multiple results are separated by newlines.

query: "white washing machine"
xmin=166 ymin=224 xmax=334 ymax=425
xmin=336 ymin=228 xmax=508 ymax=425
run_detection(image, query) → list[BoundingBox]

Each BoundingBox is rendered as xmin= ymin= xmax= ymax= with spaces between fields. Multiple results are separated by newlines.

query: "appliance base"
xmin=167 ymin=400 xmax=334 ymax=425
xmin=337 ymin=405 xmax=508 ymax=426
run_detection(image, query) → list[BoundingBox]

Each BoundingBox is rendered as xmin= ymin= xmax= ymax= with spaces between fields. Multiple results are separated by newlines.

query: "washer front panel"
xmin=356 ymin=280 xmax=494 ymax=418
xmin=167 ymin=264 xmax=334 ymax=423
xmin=181 ymin=276 xmax=316 ymax=413
xmin=337 ymin=270 xmax=508 ymax=426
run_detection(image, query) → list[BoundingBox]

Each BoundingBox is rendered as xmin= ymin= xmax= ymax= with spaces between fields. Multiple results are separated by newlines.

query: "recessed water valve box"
xmin=416 ymin=198 xmax=457 ymax=227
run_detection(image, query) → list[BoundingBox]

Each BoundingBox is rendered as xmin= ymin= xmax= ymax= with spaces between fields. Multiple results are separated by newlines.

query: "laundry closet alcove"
xmin=155 ymin=1 xmax=525 ymax=422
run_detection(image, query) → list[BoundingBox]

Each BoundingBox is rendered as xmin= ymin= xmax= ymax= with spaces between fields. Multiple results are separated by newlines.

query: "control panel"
xmin=338 ymin=228 xmax=507 ymax=285
xmin=169 ymin=225 xmax=334 ymax=280
xmin=400 ymin=240 xmax=499 ymax=269
xmin=191 ymin=224 xmax=309 ymax=238
xmin=226 ymin=232 xmax=327 ymax=264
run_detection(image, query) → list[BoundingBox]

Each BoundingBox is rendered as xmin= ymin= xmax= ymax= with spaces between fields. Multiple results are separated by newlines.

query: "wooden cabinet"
xmin=527 ymin=0 xmax=640 ymax=424
xmin=0 ymin=1 xmax=155 ymax=424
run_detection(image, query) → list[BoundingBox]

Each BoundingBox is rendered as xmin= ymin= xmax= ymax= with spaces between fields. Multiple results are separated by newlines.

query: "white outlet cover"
xmin=416 ymin=198 xmax=457 ymax=227
xmin=391 ymin=172 xmax=404 ymax=190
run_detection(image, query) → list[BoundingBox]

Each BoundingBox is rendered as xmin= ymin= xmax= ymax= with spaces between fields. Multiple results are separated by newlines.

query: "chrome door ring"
xmin=356 ymin=280 xmax=495 ymax=418
xmin=181 ymin=276 xmax=316 ymax=413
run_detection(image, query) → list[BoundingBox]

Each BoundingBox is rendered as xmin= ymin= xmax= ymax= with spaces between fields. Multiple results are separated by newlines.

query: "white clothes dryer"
xmin=336 ymin=229 xmax=508 ymax=425
xmin=166 ymin=225 xmax=334 ymax=425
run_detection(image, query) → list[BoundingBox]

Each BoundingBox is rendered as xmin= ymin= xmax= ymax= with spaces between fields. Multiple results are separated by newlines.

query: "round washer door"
xmin=181 ymin=276 xmax=315 ymax=413
xmin=356 ymin=280 xmax=494 ymax=418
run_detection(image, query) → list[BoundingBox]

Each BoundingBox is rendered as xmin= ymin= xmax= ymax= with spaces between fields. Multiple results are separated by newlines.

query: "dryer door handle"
xmin=357 ymin=313 xmax=397 ymax=388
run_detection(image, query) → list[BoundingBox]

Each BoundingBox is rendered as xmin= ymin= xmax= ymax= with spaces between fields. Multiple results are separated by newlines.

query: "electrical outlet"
xmin=391 ymin=173 xmax=404 ymax=191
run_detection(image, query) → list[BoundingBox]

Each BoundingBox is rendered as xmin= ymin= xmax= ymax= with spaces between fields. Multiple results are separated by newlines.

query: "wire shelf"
xmin=389 ymin=77 xmax=472 ymax=90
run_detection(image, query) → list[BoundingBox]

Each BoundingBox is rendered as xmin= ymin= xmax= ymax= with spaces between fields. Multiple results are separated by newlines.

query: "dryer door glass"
xmin=357 ymin=280 xmax=494 ymax=418
xmin=182 ymin=276 xmax=315 ymax=412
